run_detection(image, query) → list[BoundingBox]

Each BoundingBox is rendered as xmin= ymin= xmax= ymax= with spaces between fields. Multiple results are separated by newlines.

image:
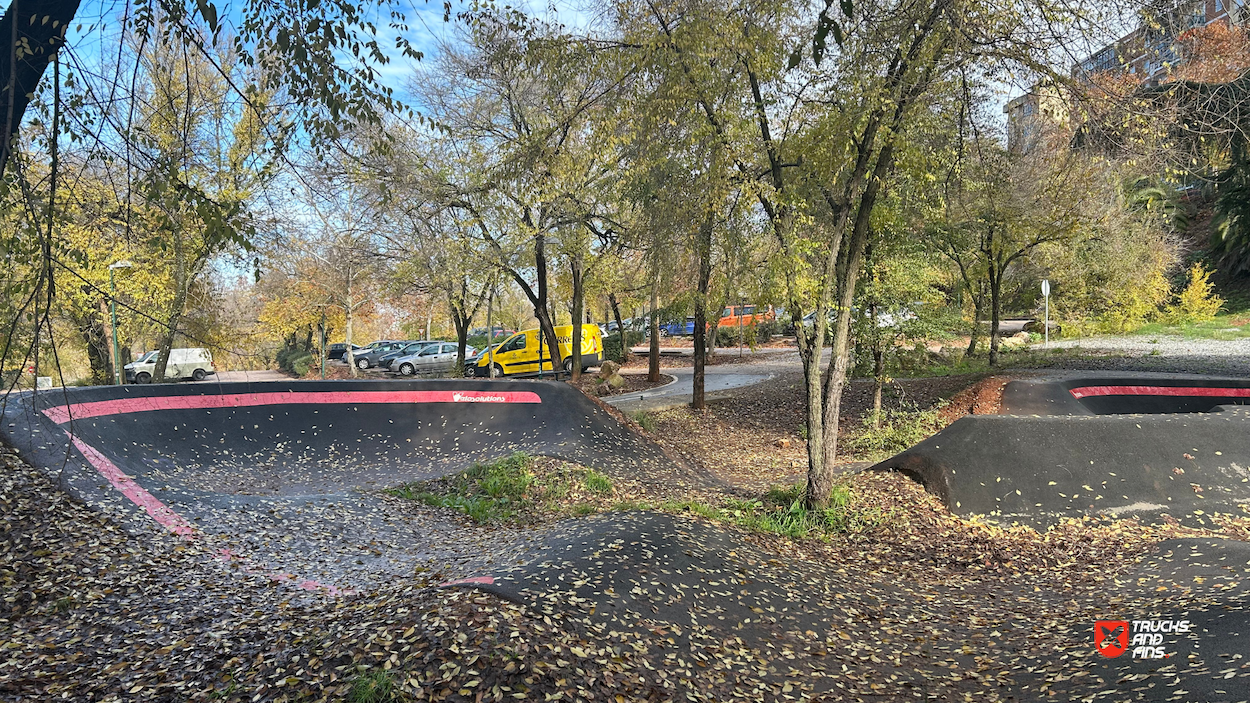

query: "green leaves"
xmin=812 ymin=10 xmax=844 ymax=65
xmin=194 ymin=0 xmax=219 ymax=38
xmin=809 ymin=0 xmax=853 ymax=66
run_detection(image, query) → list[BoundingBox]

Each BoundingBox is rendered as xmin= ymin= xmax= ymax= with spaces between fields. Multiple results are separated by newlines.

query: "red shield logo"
xmin=1095 ymin=620 xmax=1129 ymax=658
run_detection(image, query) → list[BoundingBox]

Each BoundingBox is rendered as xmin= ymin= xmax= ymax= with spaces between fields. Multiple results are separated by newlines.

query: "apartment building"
xmin=1006 ymin=0 xmax=1242 ymax=152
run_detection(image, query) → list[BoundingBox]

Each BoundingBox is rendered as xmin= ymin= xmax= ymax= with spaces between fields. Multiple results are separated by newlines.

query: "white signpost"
xmin=1041 ymin=279 xmax=1051 ymax=347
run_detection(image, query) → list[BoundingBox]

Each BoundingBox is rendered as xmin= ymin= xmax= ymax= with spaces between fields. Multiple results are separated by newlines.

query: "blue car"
xmin=651 ymin=317 xmax=696 ymax=337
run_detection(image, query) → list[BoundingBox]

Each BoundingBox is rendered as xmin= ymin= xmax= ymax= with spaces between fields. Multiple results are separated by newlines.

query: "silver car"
xmin=392 ymin=343 xmax=475 ymax=376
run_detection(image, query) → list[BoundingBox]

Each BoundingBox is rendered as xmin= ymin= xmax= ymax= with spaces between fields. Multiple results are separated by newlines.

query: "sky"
xmin=65 ymin=0 xmax=600 ymax=109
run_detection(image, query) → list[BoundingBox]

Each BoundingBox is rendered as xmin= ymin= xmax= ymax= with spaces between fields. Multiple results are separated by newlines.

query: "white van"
xmin=124 ymin=348 xmax=215 ymax=383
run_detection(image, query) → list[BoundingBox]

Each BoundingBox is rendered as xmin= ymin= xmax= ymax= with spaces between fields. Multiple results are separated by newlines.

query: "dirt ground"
xmin=570 ymin=371 xmax=674 ymax=396
xmin=642 ymin=370 xmax=987 ymax=491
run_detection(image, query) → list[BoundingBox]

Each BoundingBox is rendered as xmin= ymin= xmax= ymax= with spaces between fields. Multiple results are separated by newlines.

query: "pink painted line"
xmin=70 ymin=436 xmax=196 ymax=537
xmin=439 ymin=576 xmax=496 ymax=587
xmin=1070 ymin=385 xmax=1250 ymax=400
xmin=42 ymin=389 xmax=542 ymax=424
xmin=69 ymin=432 xmax=349 ymax=595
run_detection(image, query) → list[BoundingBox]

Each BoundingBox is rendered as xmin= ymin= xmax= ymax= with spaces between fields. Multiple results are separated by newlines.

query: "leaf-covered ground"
xmin=3 ymin=368 xmax=1250 ymax=701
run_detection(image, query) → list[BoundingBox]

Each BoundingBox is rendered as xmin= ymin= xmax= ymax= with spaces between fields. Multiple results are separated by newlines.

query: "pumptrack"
xmin=4 ymin=375 xmax=1249 ymax=700
xmin=872 ymin=374 xmax=1250 ymax=526
xmin=1 ymin=379 xmax=710 ymax=592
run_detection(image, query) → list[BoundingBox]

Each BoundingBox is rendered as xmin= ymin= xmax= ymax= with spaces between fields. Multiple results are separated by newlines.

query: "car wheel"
xmin=356 ymin=358 xmax=370 ymax=370
xmin=562 ymin=358 xmax=574 ymax=374
xmin=136 ymin=372 xmax=151 ymax=384
xmin=659 ymin=328 xmax=670 ymax=337
xmin=399 ymin=363 xmax=414 ymax=376
xmin=492 ymin=364 xmax=505 ymax=378
xmin=192 ymin=368 xmax=207 ymax=381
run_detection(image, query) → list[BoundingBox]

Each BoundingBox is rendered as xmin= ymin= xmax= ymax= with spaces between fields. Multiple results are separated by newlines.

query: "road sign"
xmin=1041 ymin=280 xmax=1050 ymax=347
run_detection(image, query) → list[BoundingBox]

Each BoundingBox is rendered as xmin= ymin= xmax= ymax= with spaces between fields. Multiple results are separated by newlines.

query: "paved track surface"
xmin=457 ymin=512 xmax=1250 ymax=701
xmin=0 ymin=379 xmax=711 ymax=591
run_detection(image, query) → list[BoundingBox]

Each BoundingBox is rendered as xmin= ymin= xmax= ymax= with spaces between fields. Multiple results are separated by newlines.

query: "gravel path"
xmin=1042 ymin=334 xmax=1250 ymax=376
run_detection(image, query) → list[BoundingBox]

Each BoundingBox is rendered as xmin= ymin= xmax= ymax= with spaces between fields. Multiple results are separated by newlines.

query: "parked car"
xmin=470 ymin=326 xmax=515 ymax=339
xmin=393 ymin=342 xmax=476 ymax=376
xmin=462 ymin=343 xmax=503 ymax=376
xmin=125 ymin=348 xmax=215 ymax=383
xmin=717 ymin=304 xmax=775 ymax=329
xmin=469 ymin=324 xmax=603 ymax=377
xmin=353 ymin=341 xmax=410 ymax=369
xmin=649 ymin=317 xmax=695 ymax=337
xmin=377 ymin=341 xmax=436 ymax=369
xmin=326 ymin=343 xmax=361 ymax=360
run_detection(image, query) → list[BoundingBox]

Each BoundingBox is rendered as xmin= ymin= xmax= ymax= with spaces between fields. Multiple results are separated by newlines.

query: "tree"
xmin=615 ymin=0 xmax=1083 ymax=507
xmin=404 ymin=12 xmax=628 ymax=378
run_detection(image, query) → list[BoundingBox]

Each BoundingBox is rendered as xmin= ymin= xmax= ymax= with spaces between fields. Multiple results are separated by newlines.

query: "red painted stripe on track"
xmin=70 ymin=435 xmax=196 ymax=537
xmin=68 ymin=432 xmax=350 ymax=595
xmin=1069 ymin=385 xmax=1250 ymax=399
xmin=42 ymin=389 xmax=541 ymax=424
xmin=439 ymin=576 xmax=496 ymax=587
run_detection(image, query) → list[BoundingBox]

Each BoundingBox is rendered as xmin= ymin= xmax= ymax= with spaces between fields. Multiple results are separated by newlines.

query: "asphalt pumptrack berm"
xmin=2 ymin=376 xmax=1249 ymax=702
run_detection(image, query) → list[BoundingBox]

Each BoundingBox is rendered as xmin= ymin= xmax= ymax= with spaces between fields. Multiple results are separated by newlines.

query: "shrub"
xmin=1166 ymin=263 xmax=1224 ymax=323
xmin=291 ymin=353 xmax=314 ymax=376
xmin=844 ymin=407 xmax=945 ymax=460
xmin=275 ymin=345 xmax=315 ymax=375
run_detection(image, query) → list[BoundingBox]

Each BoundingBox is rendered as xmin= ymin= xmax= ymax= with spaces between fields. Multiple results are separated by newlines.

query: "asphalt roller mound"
xmin=873 ymin=374 xmax=1250 ymax=526
xmin=0 ymin=379 xmax=710 ymax=590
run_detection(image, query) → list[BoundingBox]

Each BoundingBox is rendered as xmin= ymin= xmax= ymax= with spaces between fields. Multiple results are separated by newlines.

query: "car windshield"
xmin=138 ymin=351 xmax=158 ymax=362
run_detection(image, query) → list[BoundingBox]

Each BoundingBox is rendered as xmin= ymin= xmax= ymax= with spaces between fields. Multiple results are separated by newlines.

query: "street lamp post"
xmin=109 ymin=260 xmax=133 ymax=385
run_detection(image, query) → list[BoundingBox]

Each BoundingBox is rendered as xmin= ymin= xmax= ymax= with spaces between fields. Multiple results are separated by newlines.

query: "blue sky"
xmin=65 ymin=0 xmax=599 ymax=108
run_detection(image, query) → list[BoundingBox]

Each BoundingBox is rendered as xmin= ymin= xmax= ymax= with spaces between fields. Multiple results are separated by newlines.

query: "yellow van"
xmin=470 ymin=324 xmax=603 ymax=377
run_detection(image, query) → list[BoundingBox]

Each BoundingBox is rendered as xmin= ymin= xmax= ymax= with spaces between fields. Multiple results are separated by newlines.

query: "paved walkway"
xmin=605 ymin=364 xmax=779 ymax=412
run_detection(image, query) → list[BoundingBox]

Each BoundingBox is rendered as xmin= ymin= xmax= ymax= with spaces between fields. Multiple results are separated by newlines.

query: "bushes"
xmin=275 ymin=345 xmax=314 ymax=376
xmin=716 ymin=321 xmax=774 ymax=348
xmin=844 ymin=406 xmax=945 ymax=460
xmin=1166 ymin=263 xmax=1224 ymax=323
xmin=603 ymin=330 xmax=643 ymax=361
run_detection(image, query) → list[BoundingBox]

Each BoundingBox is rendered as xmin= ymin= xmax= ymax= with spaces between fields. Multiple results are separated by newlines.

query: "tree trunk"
xmin=812 ymin=144 xmax=893 ymax=509
xmin=453 ymin=309 xmax=470 ymax=371
xmin=965 ymin=288 xmax=984 ymax=357
xmin=82 ymin=298 xmax=111 ymax=385
xmin=570 ymin=255 xmax=584 ymax=381
xmin=988 ymin=264 xmax=1002 ymax=367
xmin=870 ymin=303 xmax=884 ymax=429
xmin=153 ymin=232 xmax=189 ymax=383
xmin=532 ymin=233 xmax=562 ymax=377
xmin=345 ymin=284 xmax=357 ymax=378
xmin=608 ymin=292 xmax=627 ymax=363
xmin=648 ymin=268 xmax=660 ymax=383
xmin=691 ymin=213 xmax=713 ymax=409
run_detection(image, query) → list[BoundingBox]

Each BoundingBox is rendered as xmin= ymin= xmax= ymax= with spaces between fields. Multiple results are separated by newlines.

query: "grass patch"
xmin=347 ymin=668 xmax=397 ymax=703
xmin=388 ymin=453 xmax=618 ymax=524
xmin=584 ymin=469 xmax=613 ymax=495
xmin=613 ymin=483 xmax=889 ymax=539
xmin=843 ymin=406 xmax=945 ymax=461
xmin=1131 ymin=314 xmax=1250 ymax=340
xmin=631 ymin=410 xmax=657 ymax=432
